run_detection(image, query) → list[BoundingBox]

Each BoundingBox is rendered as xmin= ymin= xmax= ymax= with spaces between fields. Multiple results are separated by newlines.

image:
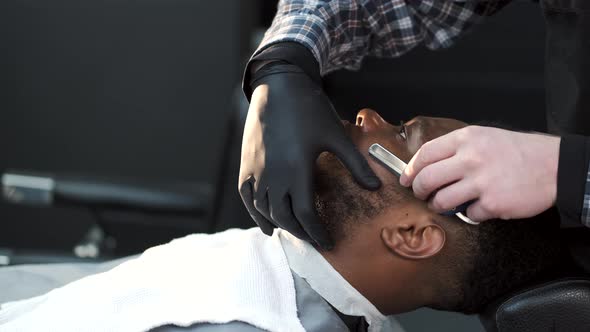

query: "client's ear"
xmin=381 ymin=214 xmax=445 ymax=260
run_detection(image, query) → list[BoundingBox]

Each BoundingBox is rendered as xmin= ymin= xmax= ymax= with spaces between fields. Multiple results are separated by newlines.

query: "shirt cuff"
xmin=556 ymin=134 xmax=590 ymax=227
xmin=242 ymin=42 xmax=321 ymax=101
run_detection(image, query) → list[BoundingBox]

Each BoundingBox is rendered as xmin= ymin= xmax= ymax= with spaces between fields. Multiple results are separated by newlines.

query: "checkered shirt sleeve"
xmin=255 ymin=0 xmax=500 ymax=75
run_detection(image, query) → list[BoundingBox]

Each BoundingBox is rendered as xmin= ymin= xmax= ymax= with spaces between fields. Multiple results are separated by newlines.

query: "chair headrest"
xmin=479 ymin=278 xmax=590 ymax=332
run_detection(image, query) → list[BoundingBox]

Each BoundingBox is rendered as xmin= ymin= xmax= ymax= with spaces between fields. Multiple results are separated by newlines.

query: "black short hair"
xmin=314 ymin=152 xmax=412 ymax=243
xmin=446 ymin=209 xmax=562 ymax=314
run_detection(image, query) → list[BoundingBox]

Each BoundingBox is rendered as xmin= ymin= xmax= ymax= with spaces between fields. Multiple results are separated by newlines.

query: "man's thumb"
xmin=331 ymin=138 xmax=381 ymax=190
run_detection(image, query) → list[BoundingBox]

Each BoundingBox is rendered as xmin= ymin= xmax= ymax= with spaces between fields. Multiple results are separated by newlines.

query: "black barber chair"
xmin=480 ymin=278 xmax=590 ymax=332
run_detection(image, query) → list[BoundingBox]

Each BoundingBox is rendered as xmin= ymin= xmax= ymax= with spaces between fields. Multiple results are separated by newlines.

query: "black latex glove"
xmin=238 ymin=63 xmax=381 ymax=249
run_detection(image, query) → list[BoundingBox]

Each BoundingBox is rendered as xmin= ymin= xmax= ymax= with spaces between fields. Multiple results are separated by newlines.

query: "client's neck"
xmin=319 ymin=232 xmax=434 ymax=315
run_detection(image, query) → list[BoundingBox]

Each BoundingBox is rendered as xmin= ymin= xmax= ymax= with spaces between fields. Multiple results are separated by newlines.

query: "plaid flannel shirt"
xmin=255 ymin=0 xmax=509 ymax=75
xmin=254 ymin=0 xmax=590 ymax=227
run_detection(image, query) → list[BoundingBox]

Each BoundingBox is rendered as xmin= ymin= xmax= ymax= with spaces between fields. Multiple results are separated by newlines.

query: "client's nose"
xmin=356 ymin=108 xmax=386 ymax=132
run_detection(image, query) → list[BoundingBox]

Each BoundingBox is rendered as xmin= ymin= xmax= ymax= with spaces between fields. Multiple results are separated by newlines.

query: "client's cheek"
xmin=366 ymin=158 xmax=400 ymax=186
xmin=407 ymin=133 xmax=425 ymax=155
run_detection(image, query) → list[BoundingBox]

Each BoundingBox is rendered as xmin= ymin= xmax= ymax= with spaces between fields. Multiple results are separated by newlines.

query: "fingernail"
xmin=365 ymin=176 xmax=381 ymax=190
xmin=370 ymin=177 xmax=382 ymax=189
xmin=399 ymin=174 xmax=409 ymax=187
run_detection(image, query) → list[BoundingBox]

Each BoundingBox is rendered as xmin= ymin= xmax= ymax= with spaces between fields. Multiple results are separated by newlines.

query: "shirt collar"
xmin=278 ymin=230 xmax=404 ymax=332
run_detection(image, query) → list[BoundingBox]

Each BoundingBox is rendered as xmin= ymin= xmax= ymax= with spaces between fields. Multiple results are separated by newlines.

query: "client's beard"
xmin=314 ymin=152 xmax=396 ymax=244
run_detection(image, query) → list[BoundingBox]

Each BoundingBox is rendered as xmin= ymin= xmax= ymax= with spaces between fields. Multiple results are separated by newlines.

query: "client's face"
xmin=344 ymin=109 xmax=467 ymax=185
xmin=314 ymin=109 xmax=469 ymax=314
xmin=314 ymin=108 xmax=467 ymax=242
xmin=316 ymin=110 xmax=560 ymax=316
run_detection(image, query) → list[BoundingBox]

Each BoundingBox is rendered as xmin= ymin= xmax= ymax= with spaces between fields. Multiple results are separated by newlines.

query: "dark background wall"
xmin=0 ymin=0 xmax=255 ymax=253
xmin=324 ymin=1 xmax=547 ymax=132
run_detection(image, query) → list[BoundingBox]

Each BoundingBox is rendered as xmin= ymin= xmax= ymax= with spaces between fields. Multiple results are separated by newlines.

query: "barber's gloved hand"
xmin=400 ymin=126 xmax=560 ymax=222
xmin=239 ymin=63 xmax=381 ymax=249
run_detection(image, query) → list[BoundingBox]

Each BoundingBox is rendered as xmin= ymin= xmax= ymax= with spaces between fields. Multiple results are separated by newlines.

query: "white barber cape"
xmin=279 ymin=231 xmax=403 ymax=332
xmin=0 ymin=228 xmax=403 ymax=332
xmin=0 ymin=229 xmax=303 ymax=332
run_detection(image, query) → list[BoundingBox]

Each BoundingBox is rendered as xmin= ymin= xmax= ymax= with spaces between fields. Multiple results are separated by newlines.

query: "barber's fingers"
xmin=466 ymin=201 xmax=494 ymax=223
xmin=253 ymin=180 xmax=271 ymax=221
xmin=291 ymin=175 xmax=333 ymax=250
xmin=428 ymin=178 xmax=480 ymax=214
xmin=239 ymin=177 xmax=275 ymax=235
xmin=400 ymin=132 xmax=460 ymax=187
xmin=412 ymin=156 xmax=467 ymax=200
xmin=268 ymin=191 xmax=311 ymax=243
xmin=328 ymin=135 xmax=381 ymax=191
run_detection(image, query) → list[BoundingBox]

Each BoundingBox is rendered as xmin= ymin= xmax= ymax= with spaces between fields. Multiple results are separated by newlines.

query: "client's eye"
xmin=399 ymin=121 xmax=407 ymax=140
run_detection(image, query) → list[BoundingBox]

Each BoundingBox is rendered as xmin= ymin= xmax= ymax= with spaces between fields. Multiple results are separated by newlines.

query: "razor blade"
xmin=368 ymin=143 xmax=479 ymax=226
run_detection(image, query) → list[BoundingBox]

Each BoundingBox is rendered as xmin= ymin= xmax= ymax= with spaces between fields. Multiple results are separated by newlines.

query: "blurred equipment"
xmin=1 ymin=171 xmax=212 ymax=263
xmin=0 ymin=0 xmax=256 ymax=261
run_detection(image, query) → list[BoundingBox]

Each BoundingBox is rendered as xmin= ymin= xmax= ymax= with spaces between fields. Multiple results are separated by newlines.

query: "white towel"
xmin=0 ymin=228 xmax=305 ymax=332
xmin=279 ymin=231 xmax=405 ymax=332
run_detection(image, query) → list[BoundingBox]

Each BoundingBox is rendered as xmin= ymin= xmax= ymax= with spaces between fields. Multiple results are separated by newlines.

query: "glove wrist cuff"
xmin=249 ymin=62 xmax=310 ymax=90
xmin=243 ymin=42 xmax=321 ymax=101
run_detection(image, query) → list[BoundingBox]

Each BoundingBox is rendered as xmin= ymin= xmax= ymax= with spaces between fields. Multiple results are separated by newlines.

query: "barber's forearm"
xmin=251 ymin=0 xmax=331 ymax=73
xmin=250 ymin=0 xmax=484 ymax=77
xmin=556 ymin=135 xmax=590 ymax=227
